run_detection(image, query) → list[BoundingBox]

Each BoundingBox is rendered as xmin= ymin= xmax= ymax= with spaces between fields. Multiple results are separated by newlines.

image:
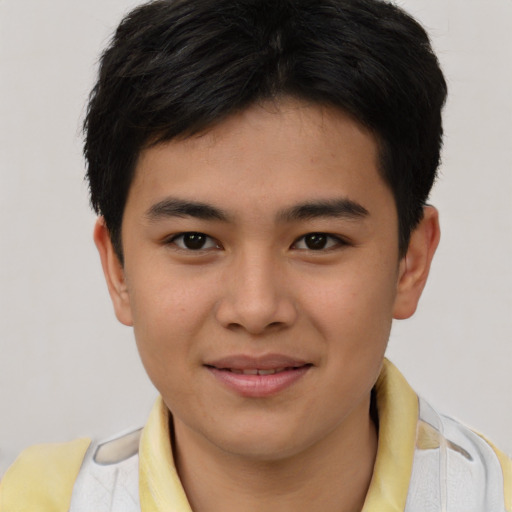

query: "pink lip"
xmin=205 ymin=354 xmax=312 ymax=398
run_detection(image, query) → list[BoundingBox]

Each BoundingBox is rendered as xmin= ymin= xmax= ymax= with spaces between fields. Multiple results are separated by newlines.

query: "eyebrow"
xmin=277 ymin=198 xmax=369 ymax=222
xmin=145 ymin=198 xmax=229 ymax=222
xmin=145 ymin=197 xmax=369 ymax=223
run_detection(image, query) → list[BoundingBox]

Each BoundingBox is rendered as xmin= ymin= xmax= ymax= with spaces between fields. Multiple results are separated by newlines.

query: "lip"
xmin=205 ymin=354 xmax=312 ymax=397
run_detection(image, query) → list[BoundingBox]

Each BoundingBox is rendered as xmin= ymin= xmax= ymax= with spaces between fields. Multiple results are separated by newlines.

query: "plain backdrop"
xmin=0 ymin=0 xmax=511 ymax=475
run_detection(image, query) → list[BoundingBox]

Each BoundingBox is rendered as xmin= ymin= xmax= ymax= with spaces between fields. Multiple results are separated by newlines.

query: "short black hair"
xmin=84 ymin=0 xmax=447 ymax=261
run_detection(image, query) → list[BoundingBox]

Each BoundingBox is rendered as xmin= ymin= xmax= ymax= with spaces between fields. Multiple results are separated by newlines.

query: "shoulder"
xmin=0 ymin=437 xmax=91 ymax=512
xmin=440 ymin=412 xmax=512 ymax=511
xmin=408 ymin=397 xmax=512 ymax=512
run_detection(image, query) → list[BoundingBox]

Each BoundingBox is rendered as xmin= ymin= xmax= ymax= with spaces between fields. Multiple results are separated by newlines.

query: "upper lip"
xmin=205 ymin=354 xmax=310 ymax=370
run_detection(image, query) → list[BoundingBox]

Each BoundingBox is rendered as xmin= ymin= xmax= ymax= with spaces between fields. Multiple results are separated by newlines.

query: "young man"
xmin=1 ymin=0 xmax=510 ymax=511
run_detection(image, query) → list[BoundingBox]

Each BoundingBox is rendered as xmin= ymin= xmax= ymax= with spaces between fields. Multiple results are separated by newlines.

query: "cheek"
xmin=299 ymin=260 xmax=398 ymax=350
xmin=302 ymin=264 xmax=397 ymax=402
xmin=126 ymin=269 xmax=216 ymax=375
xmin=129 ymin=262 xmax=217 ymax=326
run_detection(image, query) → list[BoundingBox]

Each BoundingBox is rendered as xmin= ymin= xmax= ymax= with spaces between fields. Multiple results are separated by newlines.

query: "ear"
xmin=393 ymin=206 xmax=440 ymax=320
xmin=93 ymin=217 xmax=133 ymax=326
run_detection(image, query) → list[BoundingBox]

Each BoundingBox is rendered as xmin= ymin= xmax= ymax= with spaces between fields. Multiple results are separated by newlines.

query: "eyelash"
xmin=292 ymin=233 xmax=348 ymax=251
xmin=168 ymin=232 xmax=221 ymax=251
xmin=166 ymin=232 xmax=348 ymax=252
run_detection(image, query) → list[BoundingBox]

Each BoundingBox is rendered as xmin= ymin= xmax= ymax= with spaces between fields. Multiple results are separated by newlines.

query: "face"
xmin=96 ymin=99 xmax=438 ymax=462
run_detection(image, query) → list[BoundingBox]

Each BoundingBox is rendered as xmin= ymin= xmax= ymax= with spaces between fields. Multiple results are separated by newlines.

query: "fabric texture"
xmin=1 ymin=360 xmax=510 ymax=512
xmin=0 ymin=438 xmax=90 ymax=512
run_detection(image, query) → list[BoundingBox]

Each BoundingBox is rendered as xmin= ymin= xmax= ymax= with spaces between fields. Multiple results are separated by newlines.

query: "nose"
xmin=214 ymin=250 xmax=298 ymax=335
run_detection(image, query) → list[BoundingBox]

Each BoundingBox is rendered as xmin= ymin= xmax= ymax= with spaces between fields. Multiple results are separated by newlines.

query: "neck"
xmin=173 ymin=396 xmax=378 ymax=512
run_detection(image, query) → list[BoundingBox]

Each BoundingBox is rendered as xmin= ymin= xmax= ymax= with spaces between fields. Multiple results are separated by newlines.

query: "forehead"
xmin=126 ymin=99 xmax=392 ymax=221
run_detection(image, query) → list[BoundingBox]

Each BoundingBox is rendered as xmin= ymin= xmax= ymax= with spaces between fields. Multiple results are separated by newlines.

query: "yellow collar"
xmin=361 ymin=360 xmax=418 ymax=512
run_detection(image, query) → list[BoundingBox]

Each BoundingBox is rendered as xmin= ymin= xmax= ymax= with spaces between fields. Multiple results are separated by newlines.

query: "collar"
xmin=361 ymin=359 xmax=418 ymax=512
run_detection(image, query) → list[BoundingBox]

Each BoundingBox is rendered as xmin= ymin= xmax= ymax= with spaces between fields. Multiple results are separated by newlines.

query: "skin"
xmin=95 ymin=99 xmax=439 ymax=512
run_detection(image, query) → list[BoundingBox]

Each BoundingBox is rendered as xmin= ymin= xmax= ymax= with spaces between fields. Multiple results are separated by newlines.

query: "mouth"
xmin=207 ymin=365 xmax=310 ymax=375
xmin=204 ymin=355 xmax=312 ymax=397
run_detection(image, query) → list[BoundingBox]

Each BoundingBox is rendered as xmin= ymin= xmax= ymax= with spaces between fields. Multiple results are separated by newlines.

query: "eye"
xmin=292 ymin=233 xmax=345 ymax=251
xmin=170 ymin=232 xmax=220 ymax=251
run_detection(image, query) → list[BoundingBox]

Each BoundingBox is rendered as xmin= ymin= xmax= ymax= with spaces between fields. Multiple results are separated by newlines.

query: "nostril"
xmin=215 ymin=288 xmax=298 ymax=334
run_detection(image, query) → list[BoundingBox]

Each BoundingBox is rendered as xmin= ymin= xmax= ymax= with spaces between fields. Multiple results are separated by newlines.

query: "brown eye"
xmin=293 ymin=233 xmax=343 ymax=251
xmin=172 ymin=232 xmax=219 ymax=250
xmin=304 ymin=234 xmax=328 ymax=250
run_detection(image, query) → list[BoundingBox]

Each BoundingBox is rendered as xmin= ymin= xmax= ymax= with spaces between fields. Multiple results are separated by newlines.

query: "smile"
xmin=205 ymin=356 xmax=312 ymax=397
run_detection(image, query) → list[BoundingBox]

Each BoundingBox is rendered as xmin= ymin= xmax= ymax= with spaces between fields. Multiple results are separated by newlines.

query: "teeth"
xmin=258 ymin=367 xmax=286 ymax=375
xmin=230 ymin=367 xmax=288 ymax=375
xmin=257 ymin=369 xmax=276 ymax=375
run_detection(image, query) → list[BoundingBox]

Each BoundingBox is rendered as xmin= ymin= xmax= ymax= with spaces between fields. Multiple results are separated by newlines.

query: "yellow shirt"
xmin=1 ymin=360 xmax=510 ymax=511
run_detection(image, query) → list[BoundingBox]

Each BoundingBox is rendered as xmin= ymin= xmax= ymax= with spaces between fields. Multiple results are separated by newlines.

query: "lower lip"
xmin=207 ymin=366 xmax=311 ymax=398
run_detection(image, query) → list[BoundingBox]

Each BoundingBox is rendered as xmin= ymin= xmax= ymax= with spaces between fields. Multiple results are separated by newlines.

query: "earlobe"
xmin=393 ymin=206 xmax=440 ymax=320
xmin=93 ymin=218 xmax=134 ymax=326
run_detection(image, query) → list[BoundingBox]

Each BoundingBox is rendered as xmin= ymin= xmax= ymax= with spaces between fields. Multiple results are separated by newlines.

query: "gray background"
xmin=1 ymin=0 xmax=511 ymax=474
